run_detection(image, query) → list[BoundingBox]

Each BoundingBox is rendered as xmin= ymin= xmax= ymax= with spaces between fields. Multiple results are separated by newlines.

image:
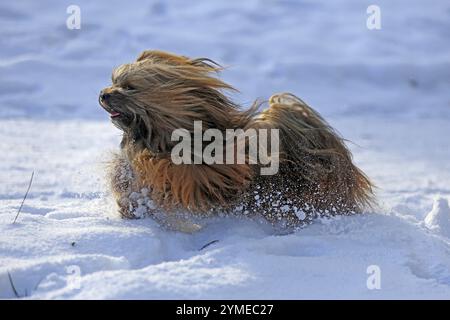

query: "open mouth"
xmin=99 ymin=98 xmax=121 ymax=119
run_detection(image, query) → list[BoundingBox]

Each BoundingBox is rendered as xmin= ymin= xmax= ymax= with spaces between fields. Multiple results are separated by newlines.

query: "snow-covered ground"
xmin=1 ymin=0 xmax=450 ymax=299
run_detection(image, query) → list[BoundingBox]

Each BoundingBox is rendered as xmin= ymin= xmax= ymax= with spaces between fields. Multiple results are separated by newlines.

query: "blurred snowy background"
xmin=1 ymin=0 xmax=450 ymax=299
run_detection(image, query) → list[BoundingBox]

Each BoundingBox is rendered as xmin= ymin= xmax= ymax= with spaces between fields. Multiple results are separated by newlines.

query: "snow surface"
xmin=1 ymin=0 xmax=450 ymax=299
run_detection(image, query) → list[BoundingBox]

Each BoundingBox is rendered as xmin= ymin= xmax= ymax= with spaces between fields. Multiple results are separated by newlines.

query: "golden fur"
xmin=100 ymin=50 xmax=374 ymax=231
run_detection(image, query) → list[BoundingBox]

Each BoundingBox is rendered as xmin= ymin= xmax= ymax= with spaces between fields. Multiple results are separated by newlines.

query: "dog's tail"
xmin=253 ymin=93 xmax=374 ymax=213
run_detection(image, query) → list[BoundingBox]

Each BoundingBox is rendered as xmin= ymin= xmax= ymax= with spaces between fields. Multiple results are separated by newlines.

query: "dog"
xmin=99 ymin=50 xmax=374 ymax=232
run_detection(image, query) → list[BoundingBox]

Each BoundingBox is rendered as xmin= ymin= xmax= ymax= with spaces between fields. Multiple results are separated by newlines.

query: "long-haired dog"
xmin=99 ymin=50 xmax=374 ymax=232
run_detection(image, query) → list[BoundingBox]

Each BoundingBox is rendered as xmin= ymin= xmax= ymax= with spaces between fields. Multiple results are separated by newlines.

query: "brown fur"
xmin=132 ymin=149 xmax=252 ymax=212
xmin=100 ymin=50 xmax=374 ymax=231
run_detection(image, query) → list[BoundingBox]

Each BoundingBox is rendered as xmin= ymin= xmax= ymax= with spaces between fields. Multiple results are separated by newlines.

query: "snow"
xmin=1 ymin=0 xmax=450 ymax=299
xmin=424 ymin=197 xmax=450 ymax=236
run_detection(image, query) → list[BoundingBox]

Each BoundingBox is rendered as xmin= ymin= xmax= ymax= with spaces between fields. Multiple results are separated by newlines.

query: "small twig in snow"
xmin=7 ymin=271 xmax=20 ymax=298
xmin=13 ymin=171 xmax=34 ymax=224
xmin=199 ymin=239 xmax=219 ymax=251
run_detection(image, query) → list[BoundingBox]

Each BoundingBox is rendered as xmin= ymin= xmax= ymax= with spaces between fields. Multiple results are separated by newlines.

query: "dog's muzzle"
xmin=99 ymin=90 xmax=121 ymax=118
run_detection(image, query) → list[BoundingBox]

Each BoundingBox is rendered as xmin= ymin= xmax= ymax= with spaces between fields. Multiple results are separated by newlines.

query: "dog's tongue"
xmin=110 ymin=112 xmax=121 ymax=118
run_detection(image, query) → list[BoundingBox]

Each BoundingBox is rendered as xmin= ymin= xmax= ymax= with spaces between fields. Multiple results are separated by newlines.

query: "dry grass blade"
xmin=13 ymin=171 xmax=34 ymax=224
xmin=199 ymin=239 xmax=219 ymax=251
xmin=7 ymin=271 xmax=20 ymax=298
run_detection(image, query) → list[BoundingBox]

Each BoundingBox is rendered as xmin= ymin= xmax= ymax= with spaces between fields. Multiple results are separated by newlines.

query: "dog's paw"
xmin=116 ymin=196 xmax=138 ymax=219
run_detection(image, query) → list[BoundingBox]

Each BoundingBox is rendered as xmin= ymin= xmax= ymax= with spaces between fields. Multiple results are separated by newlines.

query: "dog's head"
xmin=99 ymin=50 xmax=252 ymax=154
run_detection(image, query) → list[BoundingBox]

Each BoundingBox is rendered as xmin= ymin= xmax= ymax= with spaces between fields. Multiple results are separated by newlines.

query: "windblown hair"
xmin=100 ymin=50 xmax=374 ymax=231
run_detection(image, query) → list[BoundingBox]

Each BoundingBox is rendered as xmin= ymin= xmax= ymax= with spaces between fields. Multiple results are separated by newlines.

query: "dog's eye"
xmin=123 ymin=85 xmax=135 ymax=91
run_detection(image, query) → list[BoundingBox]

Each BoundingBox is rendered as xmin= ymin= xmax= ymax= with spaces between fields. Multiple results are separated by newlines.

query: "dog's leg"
xmin=109 ymin=152 xmax=142 ymax=219
xmin=109 ymin=151 xmax=203 ymax=232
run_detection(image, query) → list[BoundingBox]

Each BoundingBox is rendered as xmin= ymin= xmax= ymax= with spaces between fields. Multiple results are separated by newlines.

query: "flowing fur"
xmin=100 ymin=50 xmax=374 ymax=231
